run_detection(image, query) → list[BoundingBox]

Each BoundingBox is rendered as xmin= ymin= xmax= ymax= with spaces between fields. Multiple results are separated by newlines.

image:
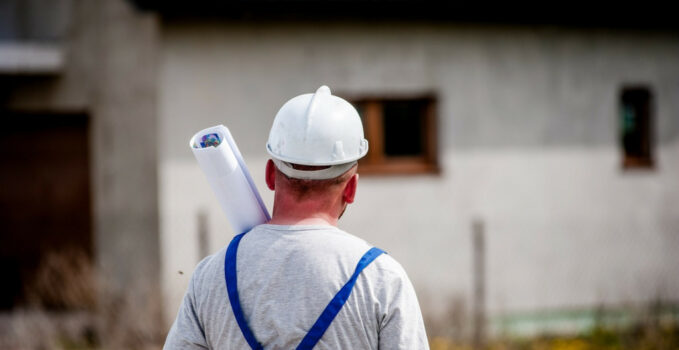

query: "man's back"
xmin=165 ymin=224 xmax=429 ymax=349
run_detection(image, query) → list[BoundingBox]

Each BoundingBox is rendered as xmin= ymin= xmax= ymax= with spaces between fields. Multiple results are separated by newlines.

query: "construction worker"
xmin=164 ymin=86 xmax=429 ymax=349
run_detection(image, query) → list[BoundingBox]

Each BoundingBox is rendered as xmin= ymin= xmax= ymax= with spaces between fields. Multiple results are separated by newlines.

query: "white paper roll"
xmin=190 ymin=125 xmax=270 ymax=234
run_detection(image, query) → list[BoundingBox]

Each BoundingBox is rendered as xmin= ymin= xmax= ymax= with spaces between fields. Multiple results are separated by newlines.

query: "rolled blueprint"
xmin=190 ymin=125 xmax=270 ymax=234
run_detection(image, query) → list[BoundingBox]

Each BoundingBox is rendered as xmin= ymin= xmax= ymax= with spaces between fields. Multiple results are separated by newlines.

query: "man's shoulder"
xmin=189 ymin=246 xmax=227 ymax=288
xmin=368 ymin=249 xmax=411 ymax=282
xmin=302 ymin=226 xmax=410 ymax=282
xmin=325 ymin=227 xmax=406 ymax=276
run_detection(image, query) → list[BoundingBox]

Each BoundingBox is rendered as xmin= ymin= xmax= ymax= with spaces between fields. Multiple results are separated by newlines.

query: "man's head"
xmin=265 ymin=160 xmax=358 ymax=220
xmin=265 ymin=86 xmax=368 ymax=223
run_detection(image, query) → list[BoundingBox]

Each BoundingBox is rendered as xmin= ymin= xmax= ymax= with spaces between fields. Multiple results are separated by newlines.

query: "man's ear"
xmin=265 ymin=159 xmax=276 ymax=191
xmin=342 ymin=174 xmax=358 ymax=204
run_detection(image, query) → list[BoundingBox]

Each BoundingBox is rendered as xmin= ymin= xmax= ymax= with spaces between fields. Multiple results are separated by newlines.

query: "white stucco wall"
xmin=158 ymin=23 xmax=679 ymax=332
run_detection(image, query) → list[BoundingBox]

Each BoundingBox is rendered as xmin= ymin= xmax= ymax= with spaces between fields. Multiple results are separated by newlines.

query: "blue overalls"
xmin=225 ymin=232 xmax=385 ymax=350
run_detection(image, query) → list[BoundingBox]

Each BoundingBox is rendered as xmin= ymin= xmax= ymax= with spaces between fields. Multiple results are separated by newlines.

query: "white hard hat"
xmin=267 ymin=85 xmax=369 ymax=179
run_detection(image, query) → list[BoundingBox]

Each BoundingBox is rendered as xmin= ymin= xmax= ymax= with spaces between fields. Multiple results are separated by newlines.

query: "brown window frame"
xmin=350 ymin=95 xmax=439 ymax=175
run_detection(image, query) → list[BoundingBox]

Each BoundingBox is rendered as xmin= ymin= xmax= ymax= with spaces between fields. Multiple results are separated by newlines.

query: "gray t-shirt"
xmin=164 ymin=224 xmax=429 ymax=349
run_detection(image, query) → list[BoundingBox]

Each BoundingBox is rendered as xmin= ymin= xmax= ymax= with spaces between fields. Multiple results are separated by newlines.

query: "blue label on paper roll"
xmin=200 ymin=133 xmax=221 ymax=148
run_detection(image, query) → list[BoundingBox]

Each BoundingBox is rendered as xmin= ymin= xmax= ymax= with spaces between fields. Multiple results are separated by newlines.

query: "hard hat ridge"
xmin=303 ymin=85 xmax=332 ymax=139
xmin=266 ymin=85 xmax=369 ymax=179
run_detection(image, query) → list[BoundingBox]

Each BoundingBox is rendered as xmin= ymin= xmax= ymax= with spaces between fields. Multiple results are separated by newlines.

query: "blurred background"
xmin=1 ymin=0 xmax=678 ymax=348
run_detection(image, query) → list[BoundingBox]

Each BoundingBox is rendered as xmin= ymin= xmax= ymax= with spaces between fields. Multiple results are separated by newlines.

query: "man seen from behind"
xmin=164 ymin=86 xmax=429 ymax=349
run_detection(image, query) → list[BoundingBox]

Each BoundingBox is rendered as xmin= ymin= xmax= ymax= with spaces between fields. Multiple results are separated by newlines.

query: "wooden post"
xmin=472 ymin=219 xmax=486 ymax=350
xmin=197 ymin=209 xmax=209 ymax=258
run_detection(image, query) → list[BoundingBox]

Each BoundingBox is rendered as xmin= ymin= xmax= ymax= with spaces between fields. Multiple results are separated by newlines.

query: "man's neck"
xmin=267 ymin=194 xmax=341 ymax=227
xmin=267 ymin=215 xmax=337 ymax=226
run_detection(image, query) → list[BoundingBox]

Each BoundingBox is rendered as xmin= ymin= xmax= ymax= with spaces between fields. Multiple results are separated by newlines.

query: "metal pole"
xmin=472 ymin=219 xmax=486 ymax=350
xmin=197 ymin=209 xmax=209 ymax=258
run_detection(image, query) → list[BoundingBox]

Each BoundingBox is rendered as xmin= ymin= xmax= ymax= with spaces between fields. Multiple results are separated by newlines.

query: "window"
xmin=352 ymin=97 xmax=438 ymax=175
xmin=620 ymin=87 xmax=653 ymax=169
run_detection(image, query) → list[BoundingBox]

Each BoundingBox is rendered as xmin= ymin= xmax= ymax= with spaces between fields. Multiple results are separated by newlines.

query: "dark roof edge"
xmin=128 ymin=1 xmax=679 ymax=30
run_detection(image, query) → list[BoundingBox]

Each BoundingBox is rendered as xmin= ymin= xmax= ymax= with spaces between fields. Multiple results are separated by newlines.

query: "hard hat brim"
xmin=266 ymin=142 xmax=368 ymax=167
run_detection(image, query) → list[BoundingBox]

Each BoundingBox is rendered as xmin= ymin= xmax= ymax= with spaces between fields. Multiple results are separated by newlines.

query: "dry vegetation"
xmin=430 ymin=322 xmax=679 ymax=350
xmin=2 ymin=252 xmax=676 ymax=349
xmin=426 ymin=297 xmax=679 ymax=350
xmin=0 ymin=250 xmax=164 ymax=350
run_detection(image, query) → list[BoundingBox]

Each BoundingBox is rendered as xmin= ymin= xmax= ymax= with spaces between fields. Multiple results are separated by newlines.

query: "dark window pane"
xmin=620 ymin=87 xmax=652 ymax=163
xmin=382 ymin=100 xmax=425 ymax=156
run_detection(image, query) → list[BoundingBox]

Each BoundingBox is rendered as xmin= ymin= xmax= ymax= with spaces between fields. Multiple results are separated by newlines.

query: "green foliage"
xmin=430 ymin=323 xmax=679 ymax=350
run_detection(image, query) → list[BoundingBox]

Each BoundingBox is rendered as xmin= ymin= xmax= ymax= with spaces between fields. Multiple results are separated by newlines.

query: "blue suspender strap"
xmin=224 ymin=232 xmax=263 ymax=350
xmin=296 ymin=247 xmax=386 ymax=350
xmin=226 ymin=235 xmax=385 ymax=350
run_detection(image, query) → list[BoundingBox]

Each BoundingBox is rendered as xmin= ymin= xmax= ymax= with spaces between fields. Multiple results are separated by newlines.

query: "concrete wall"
xmin=3 ymin=0 xmax=163 ymax=338
xmin=0 ymin=0 xmax=72 ymax=41
xmin=158 ymin=22 xmax=679 ymax=332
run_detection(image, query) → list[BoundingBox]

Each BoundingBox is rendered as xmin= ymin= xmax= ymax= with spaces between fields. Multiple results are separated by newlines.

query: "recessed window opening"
xmin=620 ymin=87 xmax=653 ymax=169
xmin=0 ymin=112 xmax=94 ymax=311
xmin=352 ymin=96 xmax=438 ymax=175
